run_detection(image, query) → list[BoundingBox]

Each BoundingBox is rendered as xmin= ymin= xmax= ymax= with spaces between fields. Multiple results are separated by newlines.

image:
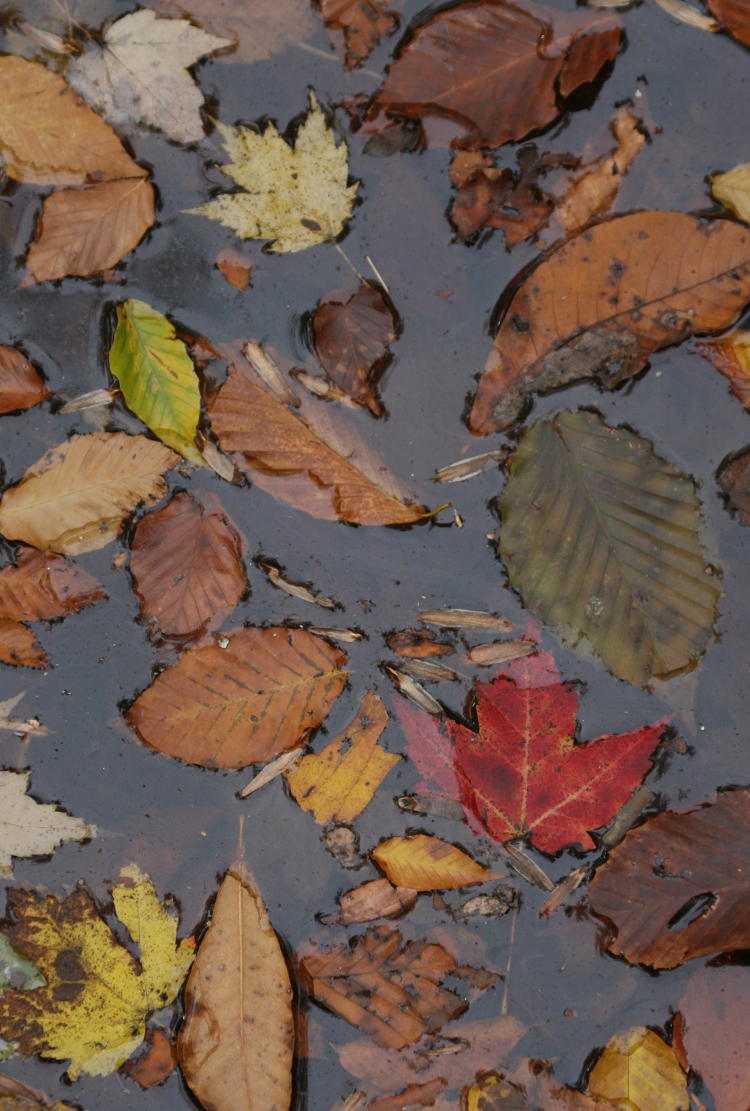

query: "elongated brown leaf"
xmin=0 ymin=620 xmax=47 ymax=669
xmin=178 ymin=862 xmax=294 ymax=1111
xmin=709 ymin=0 xmax=750 ymax=45
xmin=209 ymin=359 xmax=424 ymax=524
xmin=0 ymin=546 xmax=105 ymax=621
xmin=130 ymin=491 xmax=247 ymax=639
xmin=470 ymin=212 xmax=750 ymax=434
xmin=127 ymin=626 xmax=347 ymax=768
xmin=0 ymin=348 xmax=49 ymax=414
xmin=24 ymin=178 xmax=155 ymax=285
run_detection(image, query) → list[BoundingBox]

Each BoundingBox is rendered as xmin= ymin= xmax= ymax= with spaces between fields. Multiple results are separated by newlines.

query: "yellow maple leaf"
xmin=189 ymin=91 xmax=358 ymax=252
xmin=0 ymin=867 xmax=193 ymax=1078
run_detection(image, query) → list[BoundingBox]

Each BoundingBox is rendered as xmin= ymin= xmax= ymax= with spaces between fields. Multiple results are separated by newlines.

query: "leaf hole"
xmin=666 ymin=891 xmax=716 ymax=932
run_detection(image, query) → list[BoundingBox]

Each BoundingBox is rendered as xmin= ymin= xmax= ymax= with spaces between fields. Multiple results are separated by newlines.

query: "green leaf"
xmin=498 ymin=409 xmax=720 ymax=686
xmin=109 ymin=299 xmax=202 ymax=461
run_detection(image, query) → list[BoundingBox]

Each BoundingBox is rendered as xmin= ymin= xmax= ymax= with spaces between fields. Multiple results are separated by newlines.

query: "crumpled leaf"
xmin=319 ymin=0 xmax=399 ymax=67
xmin=0 ymin=771 xmax=92 ymax=875
xmin=498 ymin=410 xmax=721 ymax=685
xmin=0 ymin=349 xmax=49 ymax=414
xmin=0 ymin=866 xmax=194 ymax=1077
xmin=586 ymin=1028 xmax=689 ymax=1111
xmin=674 ymin=964 xmax=750 ymax=1111
xmin=285 ymin=690 xmax=399 ymax=823
xmin=190 ymin=92 xmax=358 ymax=252
xmin=68 ymin=9 xmax=231 ymax=144
xmin=372 ymin=834 xmax=500 ymax=890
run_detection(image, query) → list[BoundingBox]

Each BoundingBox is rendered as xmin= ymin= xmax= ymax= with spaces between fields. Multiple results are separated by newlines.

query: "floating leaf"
xmin=674 ymin=964 xmax=750 ymax=1111
xmin=470 ymin=212 xmax=750 ymax=434
xmin=153 ymin=0 xmax=317 ymax=64
xmin=0 ymin=771 xmax=92 ymax=875
xmin=372 ymin=834 xmax=500 ymax=890
xmin=216 ymin=248 xmax=253 ymax=290
xmin=718 ymin=448 xmax=750 ymax=524
xmin=498 ymin=410 xmax=720 ymax=685
xmin=587 ymin=1028 xmax=689 ymax=1111
xmin=698 ymin=329 xmax=750 ymax=409
xmin=190 ymin=92 xmax=358 ymax=252
xmin=0 ymin=349 xmax=49 ymax=414
xmin=127 ymin=626 xmax=347 ymax=768
xmin=319 ymin=0 xmax=398 ymax=68
xmin=121 ymin=1028 xmax=177 ymax=1089
xmin=0 ymin=546 xmax=105 ymax=622
xmin=708 ymin=0 xmax=750 ymax=46
xmin=462 ymin=1073 xmax=531 ymax=1111
xmin=0 ymin=622 xmax=47 ymax=669
xmin=711 ymin=162 xmax=750 ymax=223
xmin=321 ymin=879 xmax=418 ymax=926
xmin=0 ymin=1074 xmax=77 ymax=1111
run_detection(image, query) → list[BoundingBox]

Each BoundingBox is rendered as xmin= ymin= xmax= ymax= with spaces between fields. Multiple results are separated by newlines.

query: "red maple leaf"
xmin=395 ymin=650 xmax=667 ymax=854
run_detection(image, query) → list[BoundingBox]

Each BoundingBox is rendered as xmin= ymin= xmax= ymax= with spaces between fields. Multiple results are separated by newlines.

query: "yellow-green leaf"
xmin=109 ymin=299 xmax=202 ymax=461
xmin=587 ymin=1028 xmax=689 ymax=1111
xmin=371 ymin=834 xmax=501 ymax=891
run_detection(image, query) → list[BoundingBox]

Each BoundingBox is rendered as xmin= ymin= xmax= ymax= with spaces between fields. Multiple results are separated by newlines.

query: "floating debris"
xmin=418 ymin=608 xmax=514 ymax=632
xmin=384 ymin=665 xmax=443 ymax=714
xmin=309 ymin=626 xmax=365 ymax=644
xmin=242 ymin=341 xmax=298 ymax=404
xmin=399 ymin=659 xmax=460 ymax=683
xmin=434 ymin=449 xmax=508 ymax=484
xmin=467 ymin=640 xmax=536 ymax=666
xmin=237 ymin=747 xmax=304 ymax=799
xmin=260 ymin=560 xmax=338 ymax=609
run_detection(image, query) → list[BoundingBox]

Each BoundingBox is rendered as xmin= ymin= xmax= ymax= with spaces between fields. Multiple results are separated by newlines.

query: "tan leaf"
xmin=130 ymin=491 xmax=247 ymax=639
xmin=0 ymin=432 xmax=177 ymax=555
xmin=209 ymin=358 xmax=425 ymax=524
xmin=23 ymin=178 xmax=155 ymax=285
xmin=711 ymin=163 xmax=750 ymax=223
xmin=0 ymin=620 xmax=48 ymax=669
xmin=285 ymin=691 xmax=399 ymax=823
xmin=372 ymin=835 xmax=501 ymax=891
xmin=0 ymin=770 xmax=93 ymax=874
xmin=321 ymin=879 xmax=418 ymax=926
xmin=698 ymin=329 xmax=750 ymax=409
xmin=319 ymin=0 xmax=399 ymax=68
xmin=0 ymin=348 xmax=49 ymax=414
xmin=587 ymin=1028 xmax=689 ymax=1111
xmin=127 ymin=625 xmax=347 ymax=768
xmin=0 ymin=546 xmax=105 ymax=621
xmin=177 ymin=862 xmax=294 ymax=1111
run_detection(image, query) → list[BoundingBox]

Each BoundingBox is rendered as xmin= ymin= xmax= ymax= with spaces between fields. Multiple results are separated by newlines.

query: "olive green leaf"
xmin=498 ymin=409 xmax=720 ymax=686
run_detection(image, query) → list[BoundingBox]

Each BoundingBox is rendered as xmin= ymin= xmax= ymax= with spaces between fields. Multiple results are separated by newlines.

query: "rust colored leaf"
xmin=321 ymin=879 xmax=418 ymax=926
xmin=0 ymin=620 xmax=47 ymax=669
xmin=470 ymin=211 xmax=750 ymax=434
xmin=718 ymin=449 xmax=750 ymax=524
xmin=319 ymin=0 xmax=399 ymax=68
xmin=372 ymin=835 xmax=500 ymax=890
xmin=698 ymin=330 xmax=750 ymax=410
xmin=0 ymin=1073 xmax=76 ymax=1111
xmin=0 ymin=348 xmax=49 ymax=414
xmin=130 ymin=491 xmax=247 ymax=639
xmin=209 ymin=358 xmax=424 ymax=524
xmin=588 ymin=789 xmax=750 ymax=969
xmin=178 ymin=862 xmax=294 ymax=1111
xmin=216 ymin=248 xmax=254 ymax=290
xmin=310 ymin=283 xmax=398 ymax=416
xmin=0 ymin=546 xmax=105 ymax=622
xmin=709 ymin=0 xmax=750 ymax=45
xmin=127 ymin=626 xmax=347 ymax=768
xmin=122 ymin=1028 xmax=178 ymax=1089
xmin=365 ymin=0 xmax=620 ymax=149
xmin=299 ymin=924 xmax=473 ymax=1049
xmin=674 ymin=964 xmax=750 ymax=1111
xmin=24 ymin=178 xmax=155 ymax=285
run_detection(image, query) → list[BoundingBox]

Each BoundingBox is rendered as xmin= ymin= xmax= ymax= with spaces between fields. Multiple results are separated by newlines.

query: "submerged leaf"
xmin=718 ymin=448 xmax=750 ymax=524
xmin=587 ymin=1028 xmax=689 ymax=1111
xmin=674 ymin=964 xmax=750 ymax=1111
xmin=0 ymin=349 xmax=49 ymax=414
xmin=319 ymin=0 xmax=399 ymax=67
xmin=0 ymin=771 xmax=92 ymax=875
xmin=0 ymin=547 xmax=105 ymax=622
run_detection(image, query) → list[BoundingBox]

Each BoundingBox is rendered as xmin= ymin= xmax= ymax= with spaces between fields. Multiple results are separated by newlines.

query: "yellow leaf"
xmin=371 ymin=834 xmax=501 ymax=891
xmin=109 ymin=300 xmax=202 ymax=461
xmin=0 ymin=868 xmax=193 ymax=1078
xmin=462 ymin=1071 xmax=530 ymax=1111
xmin=711 ymin=163 xmax=750 ymax=222
xmin=586 ymin=1028 xmax=689 ymax=1111
xmin=189 ymin=91 xmax=358 ymax=253
xmin=285 ymin=690 xmax=399 ymax=822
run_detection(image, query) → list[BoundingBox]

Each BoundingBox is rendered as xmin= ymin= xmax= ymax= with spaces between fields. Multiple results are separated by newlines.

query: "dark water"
xmin=1 ymin=0 xmax=749 ymax=1107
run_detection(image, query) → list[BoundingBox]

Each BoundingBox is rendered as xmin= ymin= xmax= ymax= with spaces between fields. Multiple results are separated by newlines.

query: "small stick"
xmin=237 ymin=748 xmax=304 ymax=799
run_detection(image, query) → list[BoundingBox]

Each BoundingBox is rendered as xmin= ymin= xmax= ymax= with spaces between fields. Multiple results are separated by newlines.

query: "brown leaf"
xmin=698 ymin=330 xmax=750 ymax=410
xmin=0 ymin=546 xmax=105 ymax=622
xmin=674 ymin=964 xmax=750 ymax=1111
xmin=299 ymin=925 xmax=472 ymax=1049
xmin=321 ymin=879 xmax=418 ymax=926
xmin=0 ymin=348 xmax=49 ymax=414
xmin=23 ymin=178 xmax=155 ymax=285
xmin=708 ymin=0 xmax=750 ymax=45
xmin=719 ymin=449 xmax=750 ymax=523
xmin=127 ymin=625 xmax=347 ymax=768
xmin=365 ymin=0 xmax=620 ymax=149
xmin=208 ymin=358 xmax=425 ymax=524
xmin=122 ymin=1028 xmax=178 ymax=1089
xmin=385 ymin=630 xmax=453 ymax=659
xmin=311 ymin=283 xmax=398 ymax=416
xmin=153 ymin=0 xmax=317 ymax=63
xmin=216 ymin=248 xmax=254 ymax=290
xmin=319 ymin=0 xmax=399 ymax=68
xmin=470 ymin=211 xmax=750 ymax=434
xmin=0 ymin=619 xmax=48 ymax=669
xmin=448 ymin=148 xmax=562 ymax=247
xmin=588 ymin=789 xmax=750 ymax=969
xmin=178 ymin=862 xmax=294 ymax=1111
xmin=130 ymin=491 xmax=247 ymax=639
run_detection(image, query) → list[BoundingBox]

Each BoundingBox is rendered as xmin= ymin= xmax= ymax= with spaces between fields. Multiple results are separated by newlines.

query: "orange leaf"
xmin=0 ymin=619 xmax=48 ymax=669
xmin=0 ymin=546 xmax=105 ymax=622
xmin=372 ymin=834 xmax=500 ymax=891
xmin=0 ymin=347 xmax=49 ymax=414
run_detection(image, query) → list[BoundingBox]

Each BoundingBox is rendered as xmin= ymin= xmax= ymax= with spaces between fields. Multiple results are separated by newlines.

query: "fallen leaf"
xmin=260 ymin=560 xmax=337 ymax=608
xmin=0 ymin=771 xmax=92 ymax=875
xmin=372 ymin=835 xmax=500 ymax=890
xmin=470 ymin=212 xmax=750 ymax=434
xmin=121 ymin=1027 xmax=177 ymax=1088
xmin=385 ymin=630 xmax=452 ymax=659
xmin=178 ymin=862 xmax=293 ymax=1111
xmin=0 ymin=621 xmax=47 ymax=669
xmin=0 ymin=546 xmax=105 ymax=622
xmin=462 ymin=1072 xmax=531 ymax=1111
xmin=718 ymin=448 xmax=750 ymax=524
xmin=68 ymin=9 xmax=231 ymax=144
xmin=418 ymin=610 xmax=513 ymax=632
xmin=0 ymin=57 xmax=144 ymax=185
xmin=208 ymin=356 xmax=425 ymax=524
xmin=698 ymin=329 xmax=750 ymax=409
xmin=588 ymin=789 xmax=750 ymax=969
xmin=299 ymin=924 xmax=475 ymax=1048
xmin=23 ymin=178 xmax=155 ymax=284
xmin=0 ymin=866 xmax=193 ymax=1076
xmin=319 ymin=0 xmax=399 ymax=68
xmin=0 ymin=692 xmax=47 ymax=737
xmin=153 ymin=0 xmax=317 ymax=64
xmin=130 ymin=490 xmax=246 ymax=639
xmin=370 ymin=1079 xmax=447 ymax=1111
xmin=0 ymin=1073 xmax=77 ymax=1111
xmin=0 ymin=433 xmax=176 ymax=555
xmin=364 ymin=0 xmax=620 ymax=149
xmin=190 ymin=92 xmax=358 ymax=252
xmin=321 ymin=879 xmax=418 ymax=925
xmin=310 ymin=282 xmax=398 ymax=416
xmin=708 ymin=0 xmax=750 ymax=45
xmin=586 ymin=1028 xmax=689 ymax=1111
xmin=0 ymin=349 xmax=49 ymax=414
xmin=127 ymin=625 xmax=347 ymax=768
xmin=498 ymin=410 xmax=721 ymax=685
xmin=466 ymin=641 xmax=535 ymax=667
xmin=710 ymin=163 xmax=750 ymax=223
xmin=216 ymin=248 xmax=254 ymax=290
xmin=674 ymin=964 xmax=750 ymax=1111
xmin=285 ymin=690 xmax=399 ymax=822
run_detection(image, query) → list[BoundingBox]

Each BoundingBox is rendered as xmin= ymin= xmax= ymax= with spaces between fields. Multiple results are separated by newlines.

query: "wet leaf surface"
xmin=708 ymin=0 xmax=750 ymax=45
xmin=371 ymin=834 xmax=500 ymax=890
xmin=0 ymin=772 xmax=93 ymax=876
xmin=586 ymin=1028 xmax=688 ymax=1111
xmin=0 ymin=349 xmax=49 ymax=414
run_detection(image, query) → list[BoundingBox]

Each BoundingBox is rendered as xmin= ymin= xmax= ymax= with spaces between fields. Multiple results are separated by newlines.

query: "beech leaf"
xmin=586 ymin=1028 xmax=689 ymax=1111
xmin=0 ymin=771 xmax=93 ymax=875
xmin=0 ymin=622 xmax=48 ymax=670
xmin=0 ymin=349 xmax=49 ymax=414
xmin=371 ymin=834 xmax=500 ymax=890
xmin=322 ymin=879 xmax=418 ymax=926
xmin=708 ymin=0 xmax=750 ymax=45
xmin=0 ymin=546 xmax=105 ymax=622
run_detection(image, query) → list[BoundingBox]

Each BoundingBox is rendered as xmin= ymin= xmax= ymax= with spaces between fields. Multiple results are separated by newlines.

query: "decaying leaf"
xmin=127 ymin=625 xmax=347 ymax=768
xmin=499 ymin=410 xmax=721 ymax=685
xmin=708 ymin=0 xmax=750 ymax=45
xmin=588 ymin=789 xmax=750 ymax=968
xmin=698 ymin=328 xmax=750 ymax=410
xmin=653 ymin=0 xmax=718 ymax=31
xmin=386 ymin=667 xmax=443 ymax=714
xmin=178 ymin=862 xmax=294 ymax=1111
xmin=718 ymin=448 xmax=750 ymax=524
xmin=0 ymin=866 xmax=193 ymax=1076
xmin=674 ymin=964 xmax=750 ymax=1111
xmin=369 ymin=1079 xmax=445 ymax=1111
xmin=260 ymin=561 xmax=336 ymax=609
xmin=0 ymin=433 xmax=176 ymax=556
xmin=0 ymin=621 xmax=47 ymax=669
xmin=0 ymin=692 xmax=47 ymax=737
xmin=190 ymin=92 xmax=358 ymax=253
xmin=372 ymin=835 xmax=499 ymax=890
xmin=130 ymin=491 xmax=246 ymax=639
xmin=153 ymin=0 xmax=317 ymax=64
xmin=0 ymin=349 xmax=49 ymax=414
xmin=321 ymin=879 xmax=418 ymax=926
xmin=285 ymin=690 xmax=399 ymax=822
xmin=209 ymin=356 xmax=425 ymax=524
xmin=0 ymin=1073 xmax=77 ymax=1111
xmin=0 ymin=771 xmax=92 ymax=875
xmin=365 ymin=0 xmax=621 ymax=149
xmin=586 ymin=1028 xmax=689 ymax=1111
xmin=385 ymin=630 xmax=452 ymax=659
xmin=319 ymin=0 xmax=399 ymax=68
xmin=121 ymin=1027 xmax=177 ymax=1089
xmin=0 ymin=546 xmax=105 ymax=622
xmin=68 ymin=9 xmax=231 ymax=144
xmin=470 ymin=212 xmax=750 ymax=434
